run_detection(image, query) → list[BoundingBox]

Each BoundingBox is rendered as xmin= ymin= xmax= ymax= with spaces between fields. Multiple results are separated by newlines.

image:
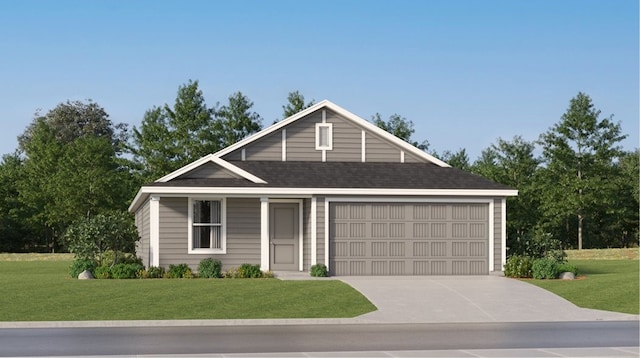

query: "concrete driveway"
xmin=338 ymin=275 xmax=639 ymax=324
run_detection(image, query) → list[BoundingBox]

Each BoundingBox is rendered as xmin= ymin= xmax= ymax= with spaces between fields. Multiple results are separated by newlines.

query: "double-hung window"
xmin=189 ymin=198 xmax=226 ymax=253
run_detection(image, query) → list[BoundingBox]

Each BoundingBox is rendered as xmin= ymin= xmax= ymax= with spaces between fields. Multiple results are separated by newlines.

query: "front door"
xmin=269 ymin=203 xmax=299 ymax=271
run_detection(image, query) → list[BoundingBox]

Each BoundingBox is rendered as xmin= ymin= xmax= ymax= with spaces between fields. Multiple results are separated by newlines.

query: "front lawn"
xmin=527 ymin=259 xmax=639 ymax=315
xmin=0 ymin=259 xmax=376 ymax=321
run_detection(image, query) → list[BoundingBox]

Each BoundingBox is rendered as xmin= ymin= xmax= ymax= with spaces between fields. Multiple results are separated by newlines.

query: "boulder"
xmin=558 ymin=271 xmax=575 ymax=280
xmin=78 ymin=270 xmax=94 ymax=280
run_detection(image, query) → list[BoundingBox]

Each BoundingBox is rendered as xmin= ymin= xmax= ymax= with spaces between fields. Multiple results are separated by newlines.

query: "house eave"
xmin=128 ymin=186 xmax=518 ymax=212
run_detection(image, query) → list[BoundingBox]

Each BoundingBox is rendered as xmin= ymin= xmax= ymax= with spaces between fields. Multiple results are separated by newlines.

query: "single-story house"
xmin=128 ymin=100 xmax=517 ymax=276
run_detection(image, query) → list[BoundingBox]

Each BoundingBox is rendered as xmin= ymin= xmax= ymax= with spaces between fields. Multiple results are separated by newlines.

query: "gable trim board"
xmin=129 ymin=100 xmax=517 ymax=276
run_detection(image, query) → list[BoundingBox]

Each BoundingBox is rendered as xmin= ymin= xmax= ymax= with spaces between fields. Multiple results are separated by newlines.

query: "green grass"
xmin=0 ymin=259 xmax=376 ymax=321
xmin=527 ymin=259 xmax=639 ymax=315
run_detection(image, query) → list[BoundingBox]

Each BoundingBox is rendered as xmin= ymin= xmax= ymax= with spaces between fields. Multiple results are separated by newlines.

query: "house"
xmin=128 ymin=100 xmax=517 ymax=276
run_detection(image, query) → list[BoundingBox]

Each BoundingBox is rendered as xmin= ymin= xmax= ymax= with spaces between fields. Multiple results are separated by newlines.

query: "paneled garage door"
xmin=329 ymin=202 xmax=489 ymax=275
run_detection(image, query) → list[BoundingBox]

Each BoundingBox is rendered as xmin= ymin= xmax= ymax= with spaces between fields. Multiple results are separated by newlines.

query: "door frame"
xmin=264 ymin=199 xmax=303 ymax=272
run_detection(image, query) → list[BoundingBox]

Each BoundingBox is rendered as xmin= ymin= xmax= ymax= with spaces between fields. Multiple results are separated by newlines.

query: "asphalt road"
xmin=1 ymin=321 xmax=638 ymax=357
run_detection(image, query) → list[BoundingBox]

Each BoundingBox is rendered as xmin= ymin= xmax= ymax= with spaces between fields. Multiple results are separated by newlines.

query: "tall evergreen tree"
xmin=215 ymin=91 xmax=262 ymax=148
xmin=538 ymin=92 xmax=627 ymax=249
xmin=282 ymin=91 xmax=315 ymax=118
xmin=372 ymin=113 xmax=429 ymax=150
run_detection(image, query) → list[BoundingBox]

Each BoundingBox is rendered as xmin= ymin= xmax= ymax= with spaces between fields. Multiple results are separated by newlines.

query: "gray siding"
xmin=286 ymin=111 xmax=322 ymax=161
xmin=404 ymin=152 xmax=423 ymax=163
xmin=365 ymin=132 xmax=404 ymax=162
xmin=158 ymin=197 xmax=261 ymax=271
xmin=494 ymin=198 xmax=502 ymax=271
xmin=245 ymin=132 xmax=282 ymax=161
xmin=303 ymin=199 xmax=311 ymax=271
xmin=178 ymin=162 xmax=241 ymax=179
xmin=326 ymin=111 xmax=362 ymax=162
xmin=316 ymin=197 xmax=325 ymax=265
xmin=135 ymin=199 xmax=151 ymax=268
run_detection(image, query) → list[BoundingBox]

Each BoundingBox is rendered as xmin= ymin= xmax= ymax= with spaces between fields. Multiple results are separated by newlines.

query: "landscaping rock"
xmin=558 ymin=272 xmax=575 ymax=280
xmin=78 ymin=270 xmax=94 ymax=280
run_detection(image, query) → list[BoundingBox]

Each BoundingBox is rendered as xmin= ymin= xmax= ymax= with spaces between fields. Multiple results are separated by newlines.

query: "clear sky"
xmin=1 ymin=0 xmax=637 ymax=160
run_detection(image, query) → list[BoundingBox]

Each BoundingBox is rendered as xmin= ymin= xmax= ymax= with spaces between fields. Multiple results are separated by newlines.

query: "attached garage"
xmin=329 ymin=202 xmax=491 ymax=276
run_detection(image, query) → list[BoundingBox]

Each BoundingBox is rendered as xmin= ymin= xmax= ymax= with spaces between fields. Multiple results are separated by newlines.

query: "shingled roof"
xmin=150 ymin=161 xmax=512 ymax=190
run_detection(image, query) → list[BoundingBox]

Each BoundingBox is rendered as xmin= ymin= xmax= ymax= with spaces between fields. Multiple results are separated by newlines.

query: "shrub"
xmin=238 ymin=263 xmax=263 ymax=278
xmin=198 ymin=258 xmax=222 ymax=278
xmin=557 ymin=263 xmax=579 ymax=276
xmin=503 ymin=255 xmax=533 ymax=278
xmin=110 ymin=263 xmax=144 ymax=279
xmin=310 ymin=263 xmax=329 ymax=277
xmin=262 ymin=270 xmax=274 ymax=278
xmin=94 ymin=265 xmax=112 ymax=279
xmin=144 ymin=266 xmax=165 ymax=279
xmin=69 ymin=258 xmax=96 ymax=278
xmin=508 ymin=229 xmax=565 ymax=262
xmin=224 ymin=264 xmax=264 ymax=278
xmin=532 ymin=258 xmax=559 ymax=279
xmin=168 ymin=263 xmax=191 ymax=278
xmin=101 ymin=250 xmax=143 ymax=267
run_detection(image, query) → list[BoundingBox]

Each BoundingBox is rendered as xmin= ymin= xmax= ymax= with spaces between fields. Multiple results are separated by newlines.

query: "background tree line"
xmin=0 ymin=81 xmax=636 ymax=254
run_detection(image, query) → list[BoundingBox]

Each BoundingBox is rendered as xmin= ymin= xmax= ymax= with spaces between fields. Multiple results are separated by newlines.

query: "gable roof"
xmin=155 ymin=154 xmax=266 ymax=184
xmin=213 ymin=100 xmax=451 ymax=167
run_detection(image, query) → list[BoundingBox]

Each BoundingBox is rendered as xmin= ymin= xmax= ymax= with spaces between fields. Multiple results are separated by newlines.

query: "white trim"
xmin=260 ymin=197 xmax=269 ymax=271
xmin=400 ymin=151 xmax=405 ymax=163
xmin=129 ymin=187 xmax=517 ymax=212
xmin=187 ymin=197 xmax=227 ymax=254
xmin=489 ymin=200 xmax=495 ymax=272
xmin=149 ymin=196 xmax=160 ymax=267
xmin=281 ymin=129 xmax=287 ymax=161
xmin=324 ymin=199 xmax=329 ymax=269
xmin=322 ymin=109 xmax=326 ymax=123
xmin=501 ymin=198 xmax=507 ymax=270
xmin=315 ymin=123 xmax=333 ymax=151
xmin=156 ymin=154 xmax=266 ymax=184
xmin=311 ymin=197 xmax=317 ymax=266
xmin=212 ymin=100 xmax=450 ymax=167
xmin=321 ymin=150 xmax=326 ymax=162
xmin=361 ymin=131 xmax=366 ymax=162
xmin=241 ymin=148 xmax=246 ymax=161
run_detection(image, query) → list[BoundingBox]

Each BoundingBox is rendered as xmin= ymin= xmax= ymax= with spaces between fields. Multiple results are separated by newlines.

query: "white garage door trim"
xmin=324 ymin=197 xmax=496 ymax=275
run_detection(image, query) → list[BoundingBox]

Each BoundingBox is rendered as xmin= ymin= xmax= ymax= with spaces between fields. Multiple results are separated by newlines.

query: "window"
xmin=189 ymin=198 xmax=226 ymax=253
xmin=315 ymin=123 xmax=333 ymax=150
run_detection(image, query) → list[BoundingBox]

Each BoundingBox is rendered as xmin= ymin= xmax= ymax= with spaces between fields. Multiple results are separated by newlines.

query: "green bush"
xmin=224 ymin=264 xmax=264 ymax=278
xmin=503 ymin=255 xmax=534 ymax=278
xmin=110 ymin=263 xmax=144 ymax=279
xmin=508 ymin=229 xmax=565 ymax=262
xmin=310 ymin=263 xmax=329 ymax=277
xmin=557 ymin=263 xmax=579 ymax=276
xmin=101 ymin=250 xmax=143 ymax=267
xmin=69 ymin=258 xmax=96 ymax=278
xmin=168 ymin=263 xmax=191 ymax=278
xmin=238 ymin=263 xmax=263 ymax=278
xmin=198 ymin=258 xmax=222 ymax=278
xmin=532 ymin=258 xmax=559 ymax=279
xmin=94 ymin=265 xmax=112 ymax=279
xmin=142 ymin=266 xmax=165 ymax=279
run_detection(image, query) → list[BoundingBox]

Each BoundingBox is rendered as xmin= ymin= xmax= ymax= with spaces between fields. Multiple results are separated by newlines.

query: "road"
xmin=0 ymin=321 xmax=638 ymax=356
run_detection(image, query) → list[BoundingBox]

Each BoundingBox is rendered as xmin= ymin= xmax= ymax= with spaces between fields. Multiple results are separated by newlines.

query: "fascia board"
xmin=155 ymin=154 xmax=267 ymax=184
xmin=133 ymin=186 xmax=518 ymax=197
xmin=214 ymin=100 xmax=332 ymax=158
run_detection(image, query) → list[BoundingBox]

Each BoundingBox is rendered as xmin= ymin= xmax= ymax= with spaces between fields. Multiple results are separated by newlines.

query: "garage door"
xmin=329 ymin=202 xmax=489 ymax=275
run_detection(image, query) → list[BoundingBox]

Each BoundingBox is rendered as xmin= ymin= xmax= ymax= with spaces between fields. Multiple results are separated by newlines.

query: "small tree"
xmin=64 ymin=211 xmax=140 ymax=266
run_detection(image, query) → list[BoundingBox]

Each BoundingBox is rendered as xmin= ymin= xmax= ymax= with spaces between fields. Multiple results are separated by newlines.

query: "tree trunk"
xmin=578 ymin=214 xmax=583 ymax=250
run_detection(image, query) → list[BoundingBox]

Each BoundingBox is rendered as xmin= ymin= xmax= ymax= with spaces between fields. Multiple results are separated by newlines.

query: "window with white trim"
xmin=189 ymin=198 xmax=226 ymax=253
xmin=315 ymin=123 xmax=333 ymax=150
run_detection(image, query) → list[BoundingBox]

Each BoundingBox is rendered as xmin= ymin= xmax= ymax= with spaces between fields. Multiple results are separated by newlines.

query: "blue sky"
xmin=1 ymin=0 xmax=637 ymax=160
